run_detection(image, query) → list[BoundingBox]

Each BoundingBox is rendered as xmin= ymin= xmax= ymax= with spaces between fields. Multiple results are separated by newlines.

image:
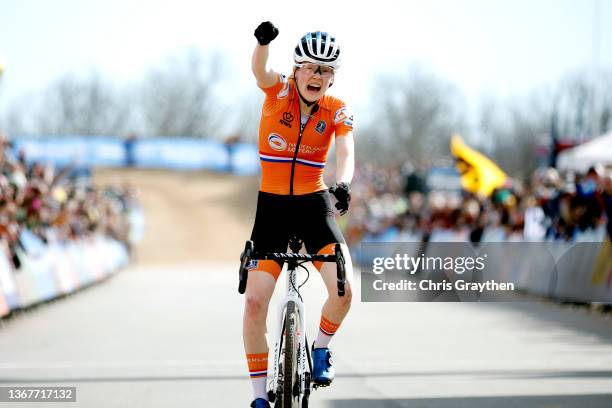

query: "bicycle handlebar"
xmin=252 ymin=252 xmax=337 ymax=262
xmin=238 ymin=240 xmax=347 ymax=297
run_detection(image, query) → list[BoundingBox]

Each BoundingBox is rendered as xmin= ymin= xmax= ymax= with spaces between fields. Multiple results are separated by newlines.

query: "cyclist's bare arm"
xmin=335 ymin=131 xmax=355 ymax=184
xmin=252 ymin=44 xmax=277 ymax=88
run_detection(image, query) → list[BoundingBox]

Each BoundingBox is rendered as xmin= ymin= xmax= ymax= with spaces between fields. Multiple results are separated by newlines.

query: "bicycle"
xmin=238 ymin=236 xmax=347 ymax=408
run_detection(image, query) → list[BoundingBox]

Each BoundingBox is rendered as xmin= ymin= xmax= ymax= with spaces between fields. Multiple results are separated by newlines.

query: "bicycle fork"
xmin=270 ymin=268 xmax=311 ymax=404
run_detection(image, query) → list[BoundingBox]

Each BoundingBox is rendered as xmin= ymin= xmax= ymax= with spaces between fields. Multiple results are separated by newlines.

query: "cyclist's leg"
xmin=243 ymin=263 xmax=282 ymax=351
xmin=244 ymin=192 xmax=289 ymax=402
xmin=313 ymin=244 xmax=353 ymax=348
xmin=243 ymin=268 xmax=278 ymax=400
xmin=301 ymin=191 xmax=353 ymax=349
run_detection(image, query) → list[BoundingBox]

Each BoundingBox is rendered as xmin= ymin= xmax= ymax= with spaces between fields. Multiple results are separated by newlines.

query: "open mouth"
xmin=307 ymin=83 xmax=321 ymax=93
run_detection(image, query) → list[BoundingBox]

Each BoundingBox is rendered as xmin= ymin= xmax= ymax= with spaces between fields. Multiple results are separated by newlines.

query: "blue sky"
xmin=0 ymin=0 xmax=610 ymax=133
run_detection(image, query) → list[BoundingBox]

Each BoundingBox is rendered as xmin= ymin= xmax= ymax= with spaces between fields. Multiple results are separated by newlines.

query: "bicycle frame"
xmin=271 ymin=262 xmax=309 ymax=404
xmin=238 ymin=238 xmax=346 ymax=406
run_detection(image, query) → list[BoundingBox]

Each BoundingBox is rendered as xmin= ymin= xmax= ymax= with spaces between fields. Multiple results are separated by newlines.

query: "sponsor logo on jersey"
xmin=280 ymin=111 xmax=293 ymax=128
xmin=277 ymin=74 xmax=290 ymax=99
xmin=334 ymin=106 xmax=354 ymax=127
xmin=287 ymin=143 xmax=327 ymax=155
xmin=247 ymin=260 xmax=259 ymax=270
xmin=268 ymin=133 xmax=288 ymax=151
xmin=315 ymin=120 xmax=326 ymax=134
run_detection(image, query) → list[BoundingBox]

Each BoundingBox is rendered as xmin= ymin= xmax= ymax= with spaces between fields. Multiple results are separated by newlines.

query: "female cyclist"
xmin=243 ymin=21 xmax=355 ymax=408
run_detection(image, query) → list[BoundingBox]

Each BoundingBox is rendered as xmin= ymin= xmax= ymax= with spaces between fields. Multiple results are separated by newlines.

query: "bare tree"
xmin=5 ymin=50 xmax=231 ymax=139
xmin=232 ymin=90 xmax=263 ymax=143
xmin=365 ymin=66 xmax=467 ymax=164
xmin=477 ymin=90 xmax=551 ymax=179
xmin=479 ymin=69 xmax=612 ymax=179
xmin=3 ymin=99 xmax=29 ymax=135
xmin=556 ymin=74 xmax=591 ymax=141
xmin=555 ymin=70 xmax=612 ymax=139
xmin=29 ymin=73 xmax=129 ymax=136
xmin=137 ymin=50 xmax=226 ymax=138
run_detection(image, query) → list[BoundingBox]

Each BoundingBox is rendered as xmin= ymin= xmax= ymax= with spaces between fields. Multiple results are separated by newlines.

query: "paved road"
xmin=1 ymin=264 xmax=612 ymax=407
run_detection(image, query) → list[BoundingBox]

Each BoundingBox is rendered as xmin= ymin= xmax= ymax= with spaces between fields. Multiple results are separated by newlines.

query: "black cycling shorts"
xmin=249 ymin=190 xmax=345 ymax=278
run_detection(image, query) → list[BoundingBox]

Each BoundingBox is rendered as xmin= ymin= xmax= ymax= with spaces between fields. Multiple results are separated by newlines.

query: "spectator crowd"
xmin=343 ymin=161 xmax=612 ymax=246
xmin=0 ymin=132 xmax=139 ymax=271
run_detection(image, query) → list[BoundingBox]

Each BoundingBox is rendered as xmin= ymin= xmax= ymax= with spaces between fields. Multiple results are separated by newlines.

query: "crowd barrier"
xmin=12 ymin=137 xmax=260 ymax=175
xmin=13 ymin=137 xmax=127 ymax=167
xmin=355 ymin=226 xmax=612 ymax=304
xmin=0 ymin=232 xmax=129 ymax=318
xmin=10 ymin=137 xmax=610 ymax=305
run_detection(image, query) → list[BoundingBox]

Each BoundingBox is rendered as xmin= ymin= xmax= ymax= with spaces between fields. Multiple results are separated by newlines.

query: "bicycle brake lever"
xmin=238 ymin=240 xmax=254 ymax=294
xmin=335 ymin=243 xmax=346 ymax=297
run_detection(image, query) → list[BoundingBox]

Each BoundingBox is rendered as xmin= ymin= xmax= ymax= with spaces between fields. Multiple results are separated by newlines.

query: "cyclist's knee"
xmin=329 ymin=281 xmax=352 ymax=309
xmin=245 ymin=293 xmax=270 ymax=319
xmin=340 ymin=282 xmax=353 ymax=307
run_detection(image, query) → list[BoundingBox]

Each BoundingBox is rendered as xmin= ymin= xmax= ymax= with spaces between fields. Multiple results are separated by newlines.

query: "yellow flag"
xmin=591 ymin=240 xmax=612 ymax=288
xmin=450 ymin=134 xmax=507 ymax=197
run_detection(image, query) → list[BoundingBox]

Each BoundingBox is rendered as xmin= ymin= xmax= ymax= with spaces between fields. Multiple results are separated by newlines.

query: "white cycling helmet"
xmin=293 ymin=31 xmax=341 ymax=69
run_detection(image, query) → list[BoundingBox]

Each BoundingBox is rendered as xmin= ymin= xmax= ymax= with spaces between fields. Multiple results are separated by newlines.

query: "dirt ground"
xmin=93 ymin=168 xmax=259 ymax=265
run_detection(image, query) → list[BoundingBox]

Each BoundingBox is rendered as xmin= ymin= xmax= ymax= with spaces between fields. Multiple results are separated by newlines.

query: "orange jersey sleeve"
xmin=259 ymin=73 xmax=291 ymax=114
xmin=331 ymin=100 xmax=354 ymax=137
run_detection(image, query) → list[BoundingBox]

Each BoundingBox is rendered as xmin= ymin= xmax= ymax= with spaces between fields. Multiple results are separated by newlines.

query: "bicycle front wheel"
xmin=283 ymin=301 xmax=299 ymax=408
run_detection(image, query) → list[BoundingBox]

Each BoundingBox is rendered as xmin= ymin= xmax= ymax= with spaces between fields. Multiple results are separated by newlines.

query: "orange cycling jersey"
xmin=258 ymin=73 xmax=353 ymax=195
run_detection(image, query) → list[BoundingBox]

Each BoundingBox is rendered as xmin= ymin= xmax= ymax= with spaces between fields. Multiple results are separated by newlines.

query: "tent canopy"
xmin=557 ymin=132 xmax=612 ymax=173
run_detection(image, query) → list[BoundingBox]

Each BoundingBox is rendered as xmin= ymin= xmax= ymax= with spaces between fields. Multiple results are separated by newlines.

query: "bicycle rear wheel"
xmin=282 ymin=301 xmax=299 ymax=408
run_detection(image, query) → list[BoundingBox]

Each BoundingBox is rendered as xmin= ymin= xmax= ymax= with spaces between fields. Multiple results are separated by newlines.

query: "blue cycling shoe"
xmin=250 ymin=398 xmax=270 ymax=408
xmin=312 ymin=347 xmax=335 ymax=385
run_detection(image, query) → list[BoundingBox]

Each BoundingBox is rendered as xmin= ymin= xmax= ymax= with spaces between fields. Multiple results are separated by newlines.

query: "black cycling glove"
xmin=254 ymin=21 xmax=279 ymax=46
xmin=329 ymin=182 xmax=351 ymax=215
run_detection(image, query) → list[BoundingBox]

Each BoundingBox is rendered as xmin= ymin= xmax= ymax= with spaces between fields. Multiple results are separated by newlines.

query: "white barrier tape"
xmin=0 ymin=234 xmax=129 ymax=314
